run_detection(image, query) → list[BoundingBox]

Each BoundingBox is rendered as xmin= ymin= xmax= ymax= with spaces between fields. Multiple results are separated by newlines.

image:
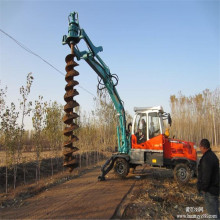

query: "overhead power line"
xmin=0 ymin=28 xmax=97 ymax=99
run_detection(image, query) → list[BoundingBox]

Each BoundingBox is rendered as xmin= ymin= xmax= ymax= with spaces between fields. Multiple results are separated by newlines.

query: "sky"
xmin=0 ymin=0 xmax=219 ymax=129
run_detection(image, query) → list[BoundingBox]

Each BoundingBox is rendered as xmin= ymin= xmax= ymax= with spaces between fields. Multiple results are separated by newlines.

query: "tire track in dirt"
xmin=111 ymin=165 xmax=148 ymax=219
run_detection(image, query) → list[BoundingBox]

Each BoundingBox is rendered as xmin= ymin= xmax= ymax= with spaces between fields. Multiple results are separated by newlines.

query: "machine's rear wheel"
xmin=174 ymin=163 xmax=191 ymax=184
xmin=114 ymin=158 xmax=129 ymax=178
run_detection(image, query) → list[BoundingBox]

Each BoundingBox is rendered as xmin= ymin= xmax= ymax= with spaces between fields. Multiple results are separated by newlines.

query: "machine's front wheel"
xmin=114 ymin=158 xmax=129 ymax=178
xmin=174 ymin=163 xmax=191 ymax=184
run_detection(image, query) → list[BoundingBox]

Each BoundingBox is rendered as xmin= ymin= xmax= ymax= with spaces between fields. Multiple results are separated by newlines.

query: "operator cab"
xmin=132 ymin=106 xmax=170 ymax=142
xmin=130 ymin=106 xmax=172 ymax=166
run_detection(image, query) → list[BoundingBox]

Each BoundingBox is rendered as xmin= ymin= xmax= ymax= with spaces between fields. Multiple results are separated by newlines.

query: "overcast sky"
xmin=0 ymin=0 xmax=219 ymax=128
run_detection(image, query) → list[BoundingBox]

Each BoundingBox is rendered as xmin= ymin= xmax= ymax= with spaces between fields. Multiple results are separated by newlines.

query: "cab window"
xmin=148 ymin=112 xmax=161 ymax=139
xmin=134 ymin=113 xmax=147 ymax=144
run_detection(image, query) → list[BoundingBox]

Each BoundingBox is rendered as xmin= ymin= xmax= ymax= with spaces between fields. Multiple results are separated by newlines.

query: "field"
xmin=0 ymin=151 xmax=62 ymax=167
xmin=0 ymin=149 xmax=219 ymax=219
xmin=0 ymin=150 xmax=109 ymax=193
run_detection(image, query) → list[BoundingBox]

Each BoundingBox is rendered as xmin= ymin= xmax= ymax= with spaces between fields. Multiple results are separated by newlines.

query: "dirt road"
xmin=1 ymin=166 xmax=139 ymax=219
xmin=1 ymin=151 xmax=219 ymax=219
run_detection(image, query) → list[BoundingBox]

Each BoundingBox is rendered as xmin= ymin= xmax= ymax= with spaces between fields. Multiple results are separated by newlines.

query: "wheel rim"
xmin=177 ymin=167 xmax=188 ymax=181
xmin=117 ymin=162 xmax=125 ymax=174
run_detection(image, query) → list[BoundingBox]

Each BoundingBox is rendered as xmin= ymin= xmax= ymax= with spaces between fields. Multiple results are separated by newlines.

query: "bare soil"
xmin=0 ymin=163 xmax=206 ymax=220
xmin=1 ymin=150 xmax=219 ymax=219
xmin=119 ymin=167 xmax=205 ymax=219
xmin=1 ymin=163 xmax=136 ymax=219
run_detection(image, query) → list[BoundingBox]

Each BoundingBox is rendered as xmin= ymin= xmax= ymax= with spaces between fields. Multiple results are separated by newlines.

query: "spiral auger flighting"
xmin=63 ymin=45 xmax=80 ymax=172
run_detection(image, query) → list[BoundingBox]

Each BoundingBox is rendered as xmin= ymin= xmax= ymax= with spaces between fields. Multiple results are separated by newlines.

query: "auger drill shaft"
xmin=63 ymin=44 xmax=80 ymax=172
xmin=62 ymin=12 xmax=81 ymax=172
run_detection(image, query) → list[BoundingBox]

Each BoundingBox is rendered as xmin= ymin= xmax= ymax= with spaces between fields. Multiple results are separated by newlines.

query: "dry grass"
xmin=122 ymin=166 xmax=205 ymax=219
xmin=0 ymin=151 xmax=62 ymax=167
xmin=212 ymin=145 xmax=220 ymax=152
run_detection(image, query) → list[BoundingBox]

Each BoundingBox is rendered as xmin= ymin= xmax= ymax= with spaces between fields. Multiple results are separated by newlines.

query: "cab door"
xmin=132 ymin=111 xmax=163 ymax=148
xmin=131 ymin=111 xmax=164 ymax=166
xmin=147 ymin=112 xmax=162 ymax=140
xmin=132 ymin=113 xmax=147 ymax=146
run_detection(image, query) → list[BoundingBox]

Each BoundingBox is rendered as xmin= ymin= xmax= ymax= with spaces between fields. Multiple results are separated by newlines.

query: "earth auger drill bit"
xmin=62 ymin=13 xmax=81 ymax=172
xmin=62 ymin=12 xmax=114 ymax=176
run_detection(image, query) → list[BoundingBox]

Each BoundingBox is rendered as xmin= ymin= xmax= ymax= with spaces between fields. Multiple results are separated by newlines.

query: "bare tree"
xmin=32 ymin=96 xmax=47 ymax=182
xmin=1 ymin=103 xmax=19 ymax=192
xmin=170 ymin=87 xmax=220 ymax=147
xmin=17 ymin=72 xmax=34 ymax=185
xmin=0 ymin=82 xmax=7 ymax=148
xmin=44 ymin=101 xmax=63 ymax=175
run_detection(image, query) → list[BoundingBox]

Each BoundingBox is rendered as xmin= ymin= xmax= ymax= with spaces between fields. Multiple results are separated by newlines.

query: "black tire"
xmin=174 ymin=163 xmax=191 ymax=184
xmin=114 ymin=158 xmax=129 ymax=178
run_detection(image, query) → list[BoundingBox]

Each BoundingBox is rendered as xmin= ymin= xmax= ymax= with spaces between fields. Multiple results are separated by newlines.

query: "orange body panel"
xmin=132 ymin=134 xmax=163 ymax=150
xmin=131 ymin=134 xmax=197 ymax=162
xmin=165 ymin=139 xmax=197 ymax=161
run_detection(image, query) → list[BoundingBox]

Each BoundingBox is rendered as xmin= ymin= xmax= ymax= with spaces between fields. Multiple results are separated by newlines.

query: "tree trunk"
xmin=51 ymin=157 xmax=54 ymax=176
xmin=38 ymin=162 xmax=41 ymax=181
xmin=36 ymin=164 xmax=38 ymax=182
xmin=212 ymin=108 xmax=217 ymax=147
xmin=56 ymin=157 xmax=59 ymax=172
xmin=5 ymin=166 xmax=8 ymax=193
xmin=13 ymin=164 xmax=17 ymax=189
xmin=86 ymin=152 xmax=88 ymax=167
xmin=23 ymin=163 xmax=26 ymax=184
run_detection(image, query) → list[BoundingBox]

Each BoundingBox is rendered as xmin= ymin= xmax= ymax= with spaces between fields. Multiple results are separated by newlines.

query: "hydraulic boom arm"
xmin=62 ymin=12 xmax=130 ymax=154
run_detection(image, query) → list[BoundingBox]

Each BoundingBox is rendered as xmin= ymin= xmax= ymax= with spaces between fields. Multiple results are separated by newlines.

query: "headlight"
xmin=193 ymin=145 xmax=197 ymax=150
